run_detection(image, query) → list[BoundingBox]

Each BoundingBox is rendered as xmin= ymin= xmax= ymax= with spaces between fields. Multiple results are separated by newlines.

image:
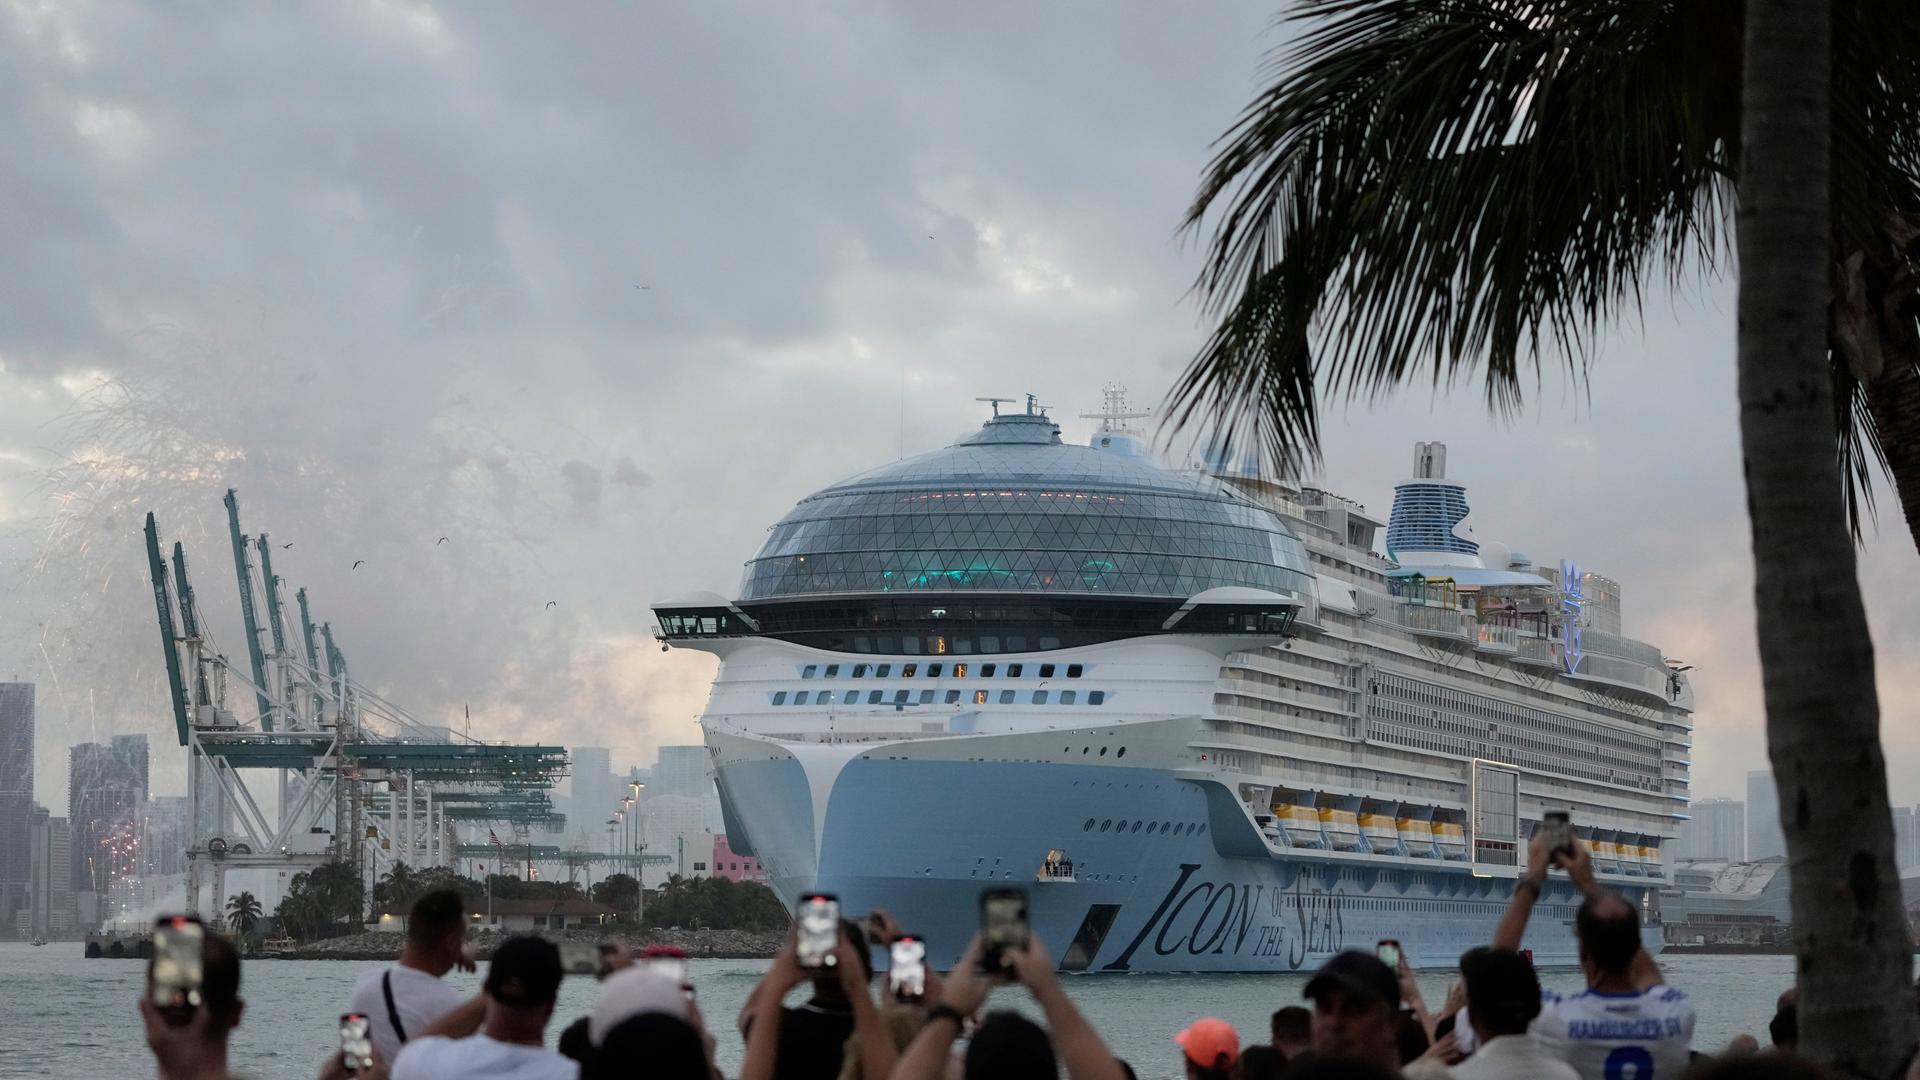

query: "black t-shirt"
xmin=774 ymin=1000 xmax=856 ymax=1080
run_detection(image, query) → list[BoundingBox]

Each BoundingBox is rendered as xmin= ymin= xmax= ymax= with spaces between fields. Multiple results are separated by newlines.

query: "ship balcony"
xmin=1473 ymin=623 xmax=1519 ymax=654
xmin=1035 ymin=848 xmax=1077 ymax=884
xmin=1514 ymin=636 xmax=1561 ymax=668
xmin=1390 ymin=603 xmax=1473 ymax=642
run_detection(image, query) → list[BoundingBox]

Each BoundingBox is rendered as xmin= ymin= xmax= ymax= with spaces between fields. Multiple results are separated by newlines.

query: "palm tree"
xmin=1172 ymin=0 xmax=1920 ymax=544
xmin=225 ymin=891 xmax=263 ymax=938
xmin=1177 ymin=0 xmax=1917 ymax=1067
xmin=1737 ymin=4 xmax=1912 ymax=1070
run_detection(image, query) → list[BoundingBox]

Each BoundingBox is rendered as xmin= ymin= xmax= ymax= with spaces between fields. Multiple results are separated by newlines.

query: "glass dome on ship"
xmin=657 ymin=398 xmax=1313 ymax=655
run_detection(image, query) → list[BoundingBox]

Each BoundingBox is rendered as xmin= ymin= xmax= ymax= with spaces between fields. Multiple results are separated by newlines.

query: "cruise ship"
xmin=654 ymin=392 xmax=1693 ymax=971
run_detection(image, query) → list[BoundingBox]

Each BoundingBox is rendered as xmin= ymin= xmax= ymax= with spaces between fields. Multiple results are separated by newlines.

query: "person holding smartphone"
xmin=739 ymin=909 xmax=875 ymax=1080
xmin=137 ymin=921 xmax=247 ymax=1080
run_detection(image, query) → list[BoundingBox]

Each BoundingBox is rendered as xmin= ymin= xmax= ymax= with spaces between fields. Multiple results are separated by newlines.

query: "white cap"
xmin=589 ymin=968 xmax=690 ymax=1045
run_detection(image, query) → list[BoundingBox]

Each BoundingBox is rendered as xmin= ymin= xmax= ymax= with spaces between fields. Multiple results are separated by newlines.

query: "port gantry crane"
xmin=144 ymin=490 xmax=575 ymax=917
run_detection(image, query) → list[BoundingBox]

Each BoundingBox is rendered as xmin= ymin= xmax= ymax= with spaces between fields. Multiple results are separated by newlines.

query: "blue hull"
xmin=716 ymin=753 xmax=1660 ymax=972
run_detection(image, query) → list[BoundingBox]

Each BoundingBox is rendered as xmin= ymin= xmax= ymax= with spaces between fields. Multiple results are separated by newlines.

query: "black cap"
xmin=485 ymin=936 xmax=564 ymax=1007
xmin=1303 ymin=950 xmax=1398 ymax=1011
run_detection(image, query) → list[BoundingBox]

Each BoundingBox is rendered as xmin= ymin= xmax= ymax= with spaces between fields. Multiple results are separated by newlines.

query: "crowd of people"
xmin=137 ymin=835 xmax=1911 ymax=1080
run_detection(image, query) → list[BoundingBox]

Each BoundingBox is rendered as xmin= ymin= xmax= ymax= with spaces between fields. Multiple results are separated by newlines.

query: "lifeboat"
xmin=1319 ymin=805 xmax=1363 ymax=851
xmin=1273 ymin=801 xmax=1324 ymax=848
xmin=1359 ymin=808 xmax=1402 ymax=855
xmin=1590 ymin=830 xmax=1623 ymax=873
xmin=1434 ymin=817 xmax=1468 ymax=861
xmin=1396 ymin=811 xmax=1437 ymax=858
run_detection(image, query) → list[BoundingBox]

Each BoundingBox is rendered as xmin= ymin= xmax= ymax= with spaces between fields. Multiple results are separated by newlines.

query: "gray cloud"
xmin=0 ymin=1 xmax=1914 ymax=814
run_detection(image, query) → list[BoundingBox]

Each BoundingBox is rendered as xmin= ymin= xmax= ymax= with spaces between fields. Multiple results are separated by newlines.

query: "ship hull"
xmin=712 ymin=728 xmax=1661 ymax=972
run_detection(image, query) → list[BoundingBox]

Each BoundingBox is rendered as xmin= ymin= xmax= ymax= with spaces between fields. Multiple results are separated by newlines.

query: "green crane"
xmin=223 ymin=489 xmax=274 ymax=731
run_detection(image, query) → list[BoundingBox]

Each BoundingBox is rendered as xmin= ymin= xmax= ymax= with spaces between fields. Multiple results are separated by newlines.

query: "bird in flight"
xmin=281 ymin=542 xmax=293 ymax=550
xmin=546 ymin=601 xmax=558 ymax=610
xmin=633 ymin=283 xmax=649 ymax=290
xmin=437 ymin=537 xmax=449 ymax=545
xmin=352 ymin=560 xmax=365 ymax=570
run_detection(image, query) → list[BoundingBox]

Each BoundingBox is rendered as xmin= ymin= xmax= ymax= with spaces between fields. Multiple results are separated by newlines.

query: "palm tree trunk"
xmin=1738 ymin=1 xmax=1917 ymax=1073
xmin=1866 ymin=357 xmax=1920 ymax=552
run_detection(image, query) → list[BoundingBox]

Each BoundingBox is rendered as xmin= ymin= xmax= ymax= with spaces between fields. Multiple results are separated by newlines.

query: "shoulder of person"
xmin=390 ymin=1035 xmax=454 ymax=1078
xmin=1402 ymin=1059 xmax=1453 ymax=1080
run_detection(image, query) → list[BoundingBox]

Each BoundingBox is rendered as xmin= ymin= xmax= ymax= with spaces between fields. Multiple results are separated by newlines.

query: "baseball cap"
xmin=1174 ymin=1017 xmax=1241 ymax=1070
xmin=1302 ymin=950 xmax=1399 ymax=1011
xmin=484 ymin=936 xmax=564 ymax=1008
xmin=590 ymin=967 xmax=691 ymax=1044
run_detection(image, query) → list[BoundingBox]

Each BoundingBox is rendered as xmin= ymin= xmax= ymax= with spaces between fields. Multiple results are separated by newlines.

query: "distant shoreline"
xmin=252 ymin=926 xmax=784 ymax=961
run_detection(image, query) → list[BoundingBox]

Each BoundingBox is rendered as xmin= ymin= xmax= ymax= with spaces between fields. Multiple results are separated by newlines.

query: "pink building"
xmin=711 ymin=834 xmax=767 ymax=883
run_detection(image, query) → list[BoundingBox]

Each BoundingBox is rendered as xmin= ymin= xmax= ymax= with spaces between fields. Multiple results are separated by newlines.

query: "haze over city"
xmin=2 ymin=0 xmax=1917 ymax=818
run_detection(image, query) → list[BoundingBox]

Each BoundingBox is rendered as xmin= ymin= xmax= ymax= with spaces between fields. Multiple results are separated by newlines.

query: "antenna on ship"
xmin=1080 ymin=382 xmax=1151 ymax=434
xmin=975 ymin=396 xmax=1015 ymax=417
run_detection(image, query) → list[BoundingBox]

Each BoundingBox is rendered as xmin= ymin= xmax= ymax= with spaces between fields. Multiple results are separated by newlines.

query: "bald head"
xmin=1575 ymin=892 xmax=1641 ymax=975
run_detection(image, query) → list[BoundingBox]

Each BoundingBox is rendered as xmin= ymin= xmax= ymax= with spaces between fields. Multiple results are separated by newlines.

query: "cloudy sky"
xmin=2 ymin=1 xmax=1915 ymax=818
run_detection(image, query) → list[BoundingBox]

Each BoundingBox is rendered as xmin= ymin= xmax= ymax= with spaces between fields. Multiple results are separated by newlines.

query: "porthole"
xmin=1084 ymin=818 xmax=1096 ymax=831
xmin=1159 ymin=822 xmax=1171 ymax=835
xmin=1198 ymin=824 xmax=1208 ymax=835
xmin=1116 ymin=746 xmax=1126 ymax=758
xmin=1130 ymin=821 xmax=1142 ymax=834
xmin=1098 ymin=746 xmax=1107 ymax=757
xmin=1101 ymin=819 xmax=1113 ymax=832
xmin=1082 ymin=747 xmax=1090 ymax=754
xmin=1116 ymin=821 xmax=1129 ymax=832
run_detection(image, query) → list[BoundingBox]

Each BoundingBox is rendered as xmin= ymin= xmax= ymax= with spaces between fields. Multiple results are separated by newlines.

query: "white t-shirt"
xmin=1532 ymin=985 xmax=1695 ymax=1080
xmin=391 ymin=1033 xmax=578 ymax=1080
xmin=348 ymin=965 xmax=466 ymax=1066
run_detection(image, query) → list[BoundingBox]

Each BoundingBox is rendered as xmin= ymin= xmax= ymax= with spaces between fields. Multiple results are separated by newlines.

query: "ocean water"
xmin=0 ymin=943 xmax=1797 ymax=1079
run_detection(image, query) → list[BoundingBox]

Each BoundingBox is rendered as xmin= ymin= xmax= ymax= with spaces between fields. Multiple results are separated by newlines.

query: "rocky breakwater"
xmin=270 ymin=925 xmax=784 ymax=961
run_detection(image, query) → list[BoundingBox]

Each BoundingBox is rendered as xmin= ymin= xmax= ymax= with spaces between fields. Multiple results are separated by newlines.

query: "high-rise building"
xmin=26 ymin=807 xmax=74 ymax=938
xmin=1677 ymin=798 xmax=1745 ymax=862
xmin=1747 ymin=770 xmax=1786 ymax=862
xmin=651 ymin=745 xmax=711 ymax=801
xmin=142 ymin=796 xmax=190 ymax=878
xmin=69 ymin=739 xmax=149 ymax=895
xmin=642 ymin=794 xmax=715 ymax=878
xmin=0 ymin=683 xmax=34 ymax=936
xmin=567 ymin=746 xmax=620 ymax=843
xmin=1892 ymin=806 xmax=1919 ymax=872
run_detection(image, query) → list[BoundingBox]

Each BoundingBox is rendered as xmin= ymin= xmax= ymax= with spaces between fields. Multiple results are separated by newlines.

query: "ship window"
xmin=1060 ymin=691 xmax=1076 ymax=705
xmin=802 ymin=665 xmax=818 ymax=679
xmin=1088 ymin=691 xmax=1106 ymax=706
xmin=1101 ymin=820 xmax=1113 ymax=832
xmin=974 ymin=691 xmax=989 ymax=705
xmin=1033 ymin=690 xmax=1049 ymax=705
xmin=1084 ymin=819 xmax=1096 ymax=831
xmin=772 ymin=692 xmax=788 ymax=705
xmin=852 ymin=664 xmax=869 ymax=678
xmin=901 ymin=664 xmax=918 ymax=678
xmin=1098 ymin=746 xmax=1107 ymax=756
xmin=1116 ymin=747 xmax=1125 ymax=758
xmin=980 ymin=635 xmax=1001 ymax=652
xmin=945 ymin=690 xmax=961 ymax=704
xmin=1039 ymin=636 xmax=1060 ymax=650
xmin=869 ymin=691 xmax=884 ymax=704
xmin=926 ymin=664 xmax=942 ymax=677
xmin=876 ymin=664 xmax=893 ymax=678
xmin=895 ymin=690 xmax=911 ymax=704
xmin=981 ymin=664 xmax=997 ymax=677
xmin=794 ymin=691 xmax=810 ymax=705
xmin=1008 ymin=664 xmax=1024 ymax=677
xmin=918 ymin=690 xmax=934 ymax=704
xmin=952 ymin=663 xmax=968 ymax=678
xmin=1199 ymin=824 xmax=1208 ymax=835
xmin=1067 ymin=664 xmax=1084 ymax=678
xmin=999 ymin=690 xmax=1016 ymax=704
xmin=824 ymin=665 xmax=840 ymax=678
xmin=1158 ymin=820 xmax=1169 ymax=834
xmin=1005 ymin=636 xmax=1027 ymax=651
xmin=1039 ymin=664 xmax=1056 ymax=678
xmin=844 ymin=690 xmax=860 ymax=704
xmin=1129 ymin=820 xmax=1141 ymax=832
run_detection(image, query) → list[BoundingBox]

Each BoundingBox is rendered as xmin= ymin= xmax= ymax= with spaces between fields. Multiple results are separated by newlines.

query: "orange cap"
xmin=1174 ymin=1018 xmax=1240 ymax=1069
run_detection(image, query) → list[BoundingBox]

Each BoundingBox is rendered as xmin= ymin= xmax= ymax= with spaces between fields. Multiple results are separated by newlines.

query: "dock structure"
xmin=143 ymin=491 xmax=572 ymax=918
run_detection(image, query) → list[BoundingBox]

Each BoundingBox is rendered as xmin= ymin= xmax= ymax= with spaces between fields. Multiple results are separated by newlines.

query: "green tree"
xmin=1177 ymin=0 xmax=1917 ymax=1067
xmin=644 ymin=876 xmax=788 ymax=932
xmin=591 ymin=873 xmax=640 ymax=917
xmin=224 ymin=891 xmax=263 ymax=938
xmin=373 ymin=862 xmax=421 ymax=911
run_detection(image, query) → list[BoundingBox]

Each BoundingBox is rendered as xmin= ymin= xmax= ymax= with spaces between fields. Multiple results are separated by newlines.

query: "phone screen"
xmin=340 ymin=1013 xmax=373 ymax=1072
xmin=557 ymin=942 xmax=601 ymax=976
xmin=889 ymin=937 xmax=927 ymax=1000
xmin=1543 ymin=811 xmax=1574 ymax=855
xmin=979 ymin=889 xmax=1029 ymax=973
xmin=797 ymin=893 xmax=841 ymax=969
xmin=1376 ymin=941 xmax=1401 ymax=968
xmin=150 ymin=917 xmax=206 ymax=1012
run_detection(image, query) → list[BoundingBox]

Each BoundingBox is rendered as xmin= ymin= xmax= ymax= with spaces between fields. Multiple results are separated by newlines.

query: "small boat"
xmin=30 ymin=938 xmax=46 ymax=947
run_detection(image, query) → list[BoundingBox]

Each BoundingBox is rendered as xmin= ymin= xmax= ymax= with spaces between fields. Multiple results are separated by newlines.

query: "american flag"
xmin=489 ymin=828 xmax=504 ymax=853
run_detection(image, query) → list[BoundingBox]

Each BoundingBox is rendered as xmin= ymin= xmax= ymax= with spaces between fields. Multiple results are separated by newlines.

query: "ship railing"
xmin=1389 ymin=602 xmax=1472 ymax=641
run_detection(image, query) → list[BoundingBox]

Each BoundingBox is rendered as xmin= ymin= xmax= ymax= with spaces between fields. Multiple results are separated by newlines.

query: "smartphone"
xmin=1376 ymin=939 xmax=1401 ymax=969
xmin=339 ymin=1013 xmax=374 ymax=1073
xmin=978 ymin=887 xmax=1029 ymax=975
xmin=1543 ymin=811 xmax=1574 ymax=857
xmin=889 ymin=935 xmax=927 ymax=1001
xmin=150 ymin=915 xmax=206 ymax=1021
xmin=558 ymin=942 xmax=602 ymax=976
xmin=797 ymin=892 xmax=841 ymax=969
